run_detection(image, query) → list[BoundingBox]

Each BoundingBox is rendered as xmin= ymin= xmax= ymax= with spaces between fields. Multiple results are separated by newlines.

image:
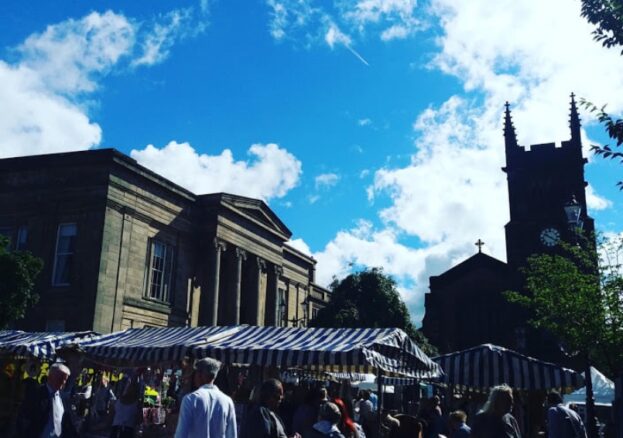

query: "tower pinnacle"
xmin=504 ymin=101 xmax=519 ymax=150
xmin=569 ymin=93 xmax=581 ymax=143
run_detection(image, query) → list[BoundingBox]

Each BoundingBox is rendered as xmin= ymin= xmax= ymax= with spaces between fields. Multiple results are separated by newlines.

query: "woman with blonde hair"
xmin=471 ymin=385 xmax=521 ymax=438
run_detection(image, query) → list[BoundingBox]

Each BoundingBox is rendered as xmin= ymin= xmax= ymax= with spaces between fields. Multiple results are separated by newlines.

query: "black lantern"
xmin=564 ymin=196 xmax=582 ymax=229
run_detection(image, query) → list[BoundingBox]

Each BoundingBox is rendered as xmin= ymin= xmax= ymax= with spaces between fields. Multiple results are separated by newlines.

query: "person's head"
xmin=448 ymin=411 xmax=467 ymax=430
xmin=99 ymin=374 xmax=109 ymax=387
xmin=259 ymin=378 xmax=284 ymax=411
xmin=319 ymin=402 xmax=342 ymax=426
xmin=481 ymin=384 xmax=513 ymax=416
xmin=194 ymin=357 xmax=221 ymax=386
xmin=546 ymin=391 xmax=563 ymax=407
xmin=47 ymin=363 xmax=71 ymax=392
xmin=431 ymin=395 xmax=440 ymax=406
xmin=362 ymin=390 xmax=370 ymax=401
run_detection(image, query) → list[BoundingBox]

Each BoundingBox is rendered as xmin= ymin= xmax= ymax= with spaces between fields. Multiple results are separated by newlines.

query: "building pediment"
xmin=202 ymin=193 xmax=292 ymax=240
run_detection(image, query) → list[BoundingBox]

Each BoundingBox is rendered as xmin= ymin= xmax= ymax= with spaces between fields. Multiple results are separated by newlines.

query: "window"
xmin=52 ymin=223 xmax=77 ymax=286
xmin=277 ymin=288 xmax=287 ymax=327
xmin=145 ymin=239 xmax=175 ymax=302
xmin=311 ymin=307 xmax=319 ymax=321
xmin=16 ymin=226 xmax=28 ymax=250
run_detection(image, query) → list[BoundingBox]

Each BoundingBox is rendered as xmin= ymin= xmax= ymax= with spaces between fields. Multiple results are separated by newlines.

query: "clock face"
xmin=540 ymin=227 xmax=560 ymax=247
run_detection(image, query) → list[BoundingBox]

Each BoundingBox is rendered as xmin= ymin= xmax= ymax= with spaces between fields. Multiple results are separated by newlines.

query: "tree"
xmin=0 ymin=235 xmax=43 ymax=328
xmin=505 ymin=235 xmax=623 ymax=438
xmin=579 ymin=1 xmax=623 ymax=185
xmin=581 ymin=0 xmax=623 ymax=53
xmin=309 ymin=267 xmax=438 ymax=356
xmin=505 ymin=235 xmax=623 ymax=375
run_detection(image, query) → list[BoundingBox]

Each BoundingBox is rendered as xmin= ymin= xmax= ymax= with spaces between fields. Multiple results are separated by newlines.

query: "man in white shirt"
xmin=175 ymin=357 xmax=237 ymax=438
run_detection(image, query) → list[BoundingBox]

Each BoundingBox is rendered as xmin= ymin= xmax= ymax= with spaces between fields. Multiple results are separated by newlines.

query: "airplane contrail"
xmin=344 ymin=43 xmax=370 ymax=67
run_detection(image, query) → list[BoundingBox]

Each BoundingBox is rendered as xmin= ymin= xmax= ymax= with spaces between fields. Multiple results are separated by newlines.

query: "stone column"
xmin=254 ymin=257 xmax=266 ymax=326
xmin=210 ymin=238 xmax=226 ymax=326
xmin=234 ymin=248 xmax=247 ymax=325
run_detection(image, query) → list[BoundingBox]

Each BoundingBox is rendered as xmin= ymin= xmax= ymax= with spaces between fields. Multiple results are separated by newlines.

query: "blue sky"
xmin=2 ymin=0 xmax=623 ymax=325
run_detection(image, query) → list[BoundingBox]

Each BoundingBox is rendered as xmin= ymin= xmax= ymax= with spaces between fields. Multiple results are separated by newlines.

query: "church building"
xmin=422 ymin=96 xmax=594 ymax=359
xmin=0 ymin=149 xmax=329 ymax=333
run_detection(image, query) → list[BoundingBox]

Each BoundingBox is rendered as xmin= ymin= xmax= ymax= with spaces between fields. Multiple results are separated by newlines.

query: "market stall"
xmin=191 ymin=326 xmax=442 ymax=378
xmin=432 ymin=343 xmax=586 ymax=438
xmin=0 ymin=329 xmax=96 ymax=360
xmin=433 ymin=343 xmax=584 ymax=391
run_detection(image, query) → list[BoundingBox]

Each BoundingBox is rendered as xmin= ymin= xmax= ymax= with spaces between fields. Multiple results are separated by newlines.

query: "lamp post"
xmin=564 ymin=195 xmax=598 ymax=438
xmin=280 ymin=296 xmax=309 ymax=327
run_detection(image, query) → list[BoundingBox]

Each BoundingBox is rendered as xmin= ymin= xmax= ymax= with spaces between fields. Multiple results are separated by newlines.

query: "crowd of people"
xmin=7 ymin=357 xmax=598 ymax=438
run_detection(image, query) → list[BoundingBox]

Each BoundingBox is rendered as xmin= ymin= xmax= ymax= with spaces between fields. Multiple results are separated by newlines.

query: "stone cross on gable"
xmin=475 ymin=239 xmax=485 ymax=253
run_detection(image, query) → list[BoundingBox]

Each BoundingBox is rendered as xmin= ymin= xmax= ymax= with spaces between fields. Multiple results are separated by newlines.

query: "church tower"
xmin=503 ymin=95 xmax=594 ymax=272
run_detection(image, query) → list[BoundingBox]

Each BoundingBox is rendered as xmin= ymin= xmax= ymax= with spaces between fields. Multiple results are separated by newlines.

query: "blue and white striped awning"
xmin=378 ymin=376 xmax=420 ymax=386
xmin=433 ymin=344 xmax=585 ymax=391
xmin=76 ymin=326 xmax=240 ymax=366
xmin=192 ymin=326 xmax=442 ymax=379
xmin=0 ymin=330 xmax=96 ymax=360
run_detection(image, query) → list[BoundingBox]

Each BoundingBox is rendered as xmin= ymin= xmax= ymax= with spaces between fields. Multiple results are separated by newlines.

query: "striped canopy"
xmin=75 ymin=325 xmax=240 ymax=366
xmin=192 ymin=326 xmax=442 ymax=379
xmin=0 ymin=330 xmax=96 ymax=360
xmin=433 ymin=344 xmax=585 ymax=391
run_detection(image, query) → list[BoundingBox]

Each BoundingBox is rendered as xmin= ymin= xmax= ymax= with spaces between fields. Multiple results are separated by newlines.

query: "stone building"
xmin=0 ymin=149 xmax=329 ymax=333
xmin=422 ymin=96 xmax=594 ymax=360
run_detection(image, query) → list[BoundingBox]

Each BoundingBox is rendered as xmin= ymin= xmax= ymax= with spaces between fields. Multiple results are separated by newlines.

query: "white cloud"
xmin=132 ymin=9 xmax=200 ymax=67
xmin=130 ymin=141 xmax=302 ymax=200
xmin=17 ymin=11 xmax=135 ymax=94
xmin=0 ymin=9 xmax=205 ymax=159
xmin=586 ymin=184 xmax=613 ymax=211
xmin=287 ymin=238 xmax=313 ymax=256
xmin=265 ymin=0 xmax=421 ymax=49
xmin=380 ymin=24 xmax=410 ymax=41
xmin=315 ymin=173 xmax=340 ymax=189
xmin=358 ymin=118 xmax=372 ymax=126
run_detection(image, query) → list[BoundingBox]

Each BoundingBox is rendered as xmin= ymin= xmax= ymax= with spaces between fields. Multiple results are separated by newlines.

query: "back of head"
xmin=481 ymin=384 xmax=513 ymax=416
xmin=319 ymin=402 xmax=342 ymax=425
xmin=547 ymin=390 xmax=563 ymax=406
xmin=194 ymin=357 xmax=221 ymax=382
xmin=449 ymin=410 xmax=467 ymax=424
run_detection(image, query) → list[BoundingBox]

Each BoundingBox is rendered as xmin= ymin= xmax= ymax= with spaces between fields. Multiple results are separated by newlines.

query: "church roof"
xmin=429 ymin=252 xmax=507 ymax=287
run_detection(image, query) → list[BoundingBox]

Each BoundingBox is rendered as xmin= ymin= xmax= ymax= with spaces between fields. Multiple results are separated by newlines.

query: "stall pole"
xmin=377 ymin=369 xmax=383 ymax=437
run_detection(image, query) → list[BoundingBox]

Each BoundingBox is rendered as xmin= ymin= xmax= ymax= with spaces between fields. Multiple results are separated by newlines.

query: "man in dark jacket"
xmin=18 ymin=362 xmax=78 ymax=438
xmin=242 ymin=379 xmax=297 ymax=438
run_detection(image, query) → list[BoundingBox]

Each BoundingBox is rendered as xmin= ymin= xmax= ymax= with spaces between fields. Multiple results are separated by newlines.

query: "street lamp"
xmin=280 ymin=296 xmax=310 ymax=327
xmin=564 ymin=195 xmax=583 ymax=231
xmin=564 ymin=195 xmax=598 ymax=438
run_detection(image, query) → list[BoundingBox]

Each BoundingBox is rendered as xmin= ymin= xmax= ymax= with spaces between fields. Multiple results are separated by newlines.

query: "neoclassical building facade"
xmin=0 ymin=149 xmax=329 ymax=333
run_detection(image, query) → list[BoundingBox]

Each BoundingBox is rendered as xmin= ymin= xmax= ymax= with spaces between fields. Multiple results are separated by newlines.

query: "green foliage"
xmin=0 ymin=235 xmax=43 ymax=328
xmin=309 ymin=267 xmax=438 ymax=356
xmin=579 ymin=1 xmax=623 ymax=188
xmin=581 ymin=0 xmax=623 ymax=53
xmin=505 ymin=235 xmax=623 ymax=376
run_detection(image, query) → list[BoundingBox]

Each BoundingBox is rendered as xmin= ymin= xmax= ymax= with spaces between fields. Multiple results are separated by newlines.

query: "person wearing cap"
xmin=174 ymin=358 xmax=237 ymax=438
